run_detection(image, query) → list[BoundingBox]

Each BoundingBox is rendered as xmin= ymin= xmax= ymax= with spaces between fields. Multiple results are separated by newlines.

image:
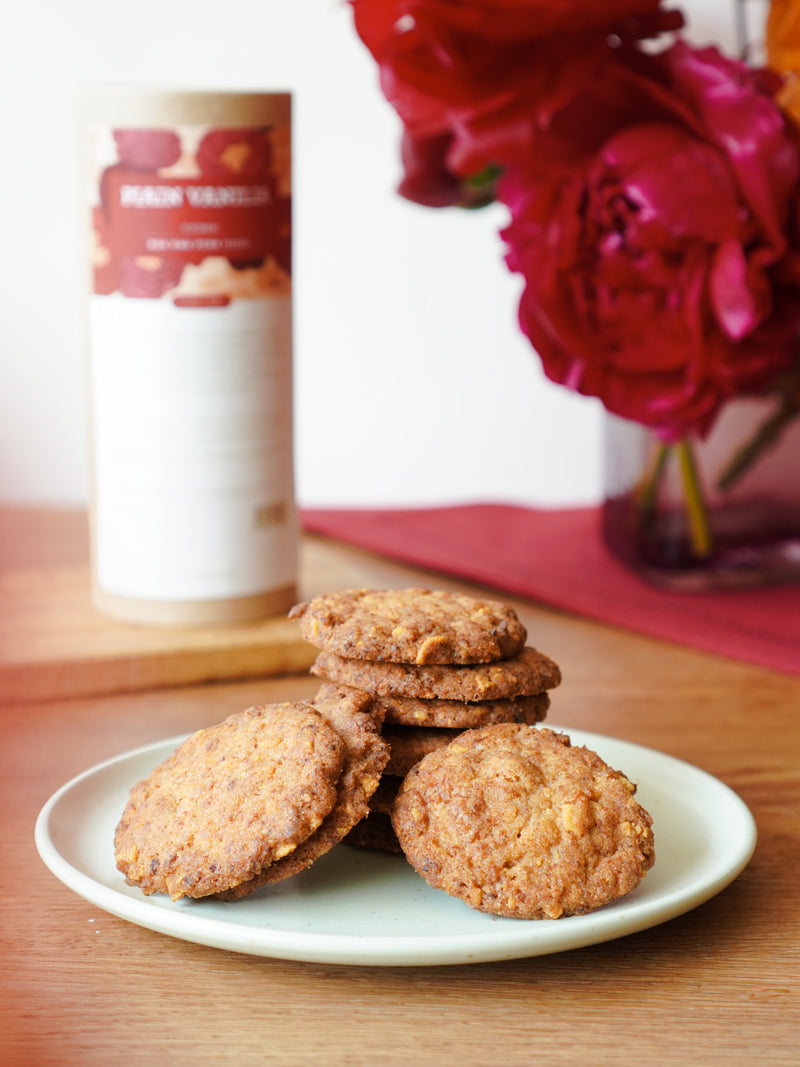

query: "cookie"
xmin=289 ymin=587 xmax=527 ymax=665
xmin=377 ymin=691 xmax=550 ymax=729
xmin=215 ymin=685 xmax=389 ymax=899
xmin=313 ymin=679 xmax=549 ymax=731
xmin=311 ymin=645 xmax=561 ymax=702
xmin=383 ymin=726 xmax=461 ymax=776
xmin=367 ymin=773 xmax=403 ymax=814
xmin=345 ymin=811 xmax=403 ymax=853
xmin=391 ymin=725 xmax=655 ymax=920
xmin=114 ymin=703 xmax=346 ymax=900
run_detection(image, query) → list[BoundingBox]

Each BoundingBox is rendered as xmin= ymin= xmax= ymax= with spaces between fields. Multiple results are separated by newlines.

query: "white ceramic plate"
xmin=35 ymin=727 xmax=756 ymax=967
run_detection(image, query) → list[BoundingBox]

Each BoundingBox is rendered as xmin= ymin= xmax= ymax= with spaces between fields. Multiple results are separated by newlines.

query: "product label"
xmin=102 ymin=171 xmax=278 ymax=259
xmin=86 ymin=114 xmax=296 ymax=607
xmin=89 ymin=122 xmax=291 ymax=303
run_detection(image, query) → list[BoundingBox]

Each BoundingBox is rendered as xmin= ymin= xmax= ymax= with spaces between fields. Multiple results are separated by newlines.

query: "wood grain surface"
xmin=0 ymin=508 xmax=315 ymax=703
xmin=1 ymin=509 xmax=798 ymax=1066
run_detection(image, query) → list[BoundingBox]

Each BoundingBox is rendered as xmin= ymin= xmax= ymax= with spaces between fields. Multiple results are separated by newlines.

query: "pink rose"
xmin=350 ymin=0 xmax=682 ymax=198
xmin=501 ymin=42 xmax=800 ymax=440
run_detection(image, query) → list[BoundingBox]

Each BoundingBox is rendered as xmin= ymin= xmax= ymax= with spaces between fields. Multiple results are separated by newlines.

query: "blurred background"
xmin=0 ymin=0 xmax=739 ymax=510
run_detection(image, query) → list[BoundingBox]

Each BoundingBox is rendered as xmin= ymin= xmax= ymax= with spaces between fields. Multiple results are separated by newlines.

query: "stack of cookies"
xmin=114 ymin=687 xmax=389 ymax=901
xmin=114 ymin=586 xmax=655 ymax=921
xmin=289 ymin=587 xmax=563 ymax=853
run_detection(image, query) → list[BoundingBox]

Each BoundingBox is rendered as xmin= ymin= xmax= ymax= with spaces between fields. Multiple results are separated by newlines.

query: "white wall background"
xmin=0 ymin=0 xmax=737 ymax=509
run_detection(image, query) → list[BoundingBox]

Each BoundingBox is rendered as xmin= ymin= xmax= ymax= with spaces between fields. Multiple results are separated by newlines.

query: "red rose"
xmin=350 ymin=0 xmax=682 ymax=195
xmin=500 ymin=42 xmax=800 ymax=440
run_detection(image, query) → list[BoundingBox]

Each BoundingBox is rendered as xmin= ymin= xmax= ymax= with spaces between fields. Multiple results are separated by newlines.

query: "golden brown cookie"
xmin=311 ymin=645 xmax=561 ymax=702
xmin=383 ymin=726 xmax=461 ymax=776
xmin=377 ymin=691 xmax=550 ymax=729
xmin=367 ymin=773 xmax=403 ymax=814
xmin=344 ymin=776 xmax=404 ymax=853
xmin=391 ymin=725 xmax=655 ymax=920
xmin=215 ymin=685 xmax=389 ymax=899
xmin=313 ymin=680 xmax=549 ymax=731
xmin=114 ymin=703 xmax=346 ymax=900
xmin=289 ymin=587 xmax=527 ymax=665
xmin=345 ymin=812 xmax=403 ymax=854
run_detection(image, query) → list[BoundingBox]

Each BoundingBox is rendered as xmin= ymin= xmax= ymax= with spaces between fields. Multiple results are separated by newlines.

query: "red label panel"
xmin=101 ymin=169 xmax=282 ymax=261
xmin=90 ymin=124 xmax=291 ymax=299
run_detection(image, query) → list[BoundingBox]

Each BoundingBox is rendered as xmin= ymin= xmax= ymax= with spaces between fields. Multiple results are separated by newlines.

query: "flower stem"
xmin=677 ymin=440 xmax=713 ymax=559
xmin=716 ymin=393 xmax=800 ymax=492
xmin=635 ymin=442 xmax=670 ymax=528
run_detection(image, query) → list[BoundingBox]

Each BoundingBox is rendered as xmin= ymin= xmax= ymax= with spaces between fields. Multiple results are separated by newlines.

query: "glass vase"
xmin=602 ymin=399 xmax=800 ymax=590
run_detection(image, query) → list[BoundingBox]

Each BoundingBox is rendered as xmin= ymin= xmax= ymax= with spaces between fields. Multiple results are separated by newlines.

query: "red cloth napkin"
xmin=301 ymin=503 xmax=800 ymax=678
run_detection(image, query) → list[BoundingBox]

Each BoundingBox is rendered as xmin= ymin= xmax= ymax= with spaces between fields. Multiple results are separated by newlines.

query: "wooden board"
xmin=0 ymin=563 xmax=317 ymax=704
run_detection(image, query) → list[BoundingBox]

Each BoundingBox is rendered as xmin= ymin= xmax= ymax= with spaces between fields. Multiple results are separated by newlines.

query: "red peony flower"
xmin=500 ymin=42 xmax=800 ymax=440
xmin=396 ymin=129 xmax=501 ymax=206
xmin=350 ymin=0 xmax=682 ymax=196
xmin=352 ymin=0 xmax=678 ymax=52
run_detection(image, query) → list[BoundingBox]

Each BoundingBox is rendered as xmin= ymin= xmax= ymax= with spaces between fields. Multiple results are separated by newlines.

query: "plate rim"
xmin=34 ymin=727 xmax=757 ymax=966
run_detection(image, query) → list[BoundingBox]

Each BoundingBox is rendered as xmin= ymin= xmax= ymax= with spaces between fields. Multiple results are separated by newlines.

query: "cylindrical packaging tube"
xmin=81 ymin=89 xmax=297 ymax=625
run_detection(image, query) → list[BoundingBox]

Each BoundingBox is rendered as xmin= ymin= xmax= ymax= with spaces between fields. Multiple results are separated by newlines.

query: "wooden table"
xmin=2 ymin=509 xmax=798 ymax=1066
